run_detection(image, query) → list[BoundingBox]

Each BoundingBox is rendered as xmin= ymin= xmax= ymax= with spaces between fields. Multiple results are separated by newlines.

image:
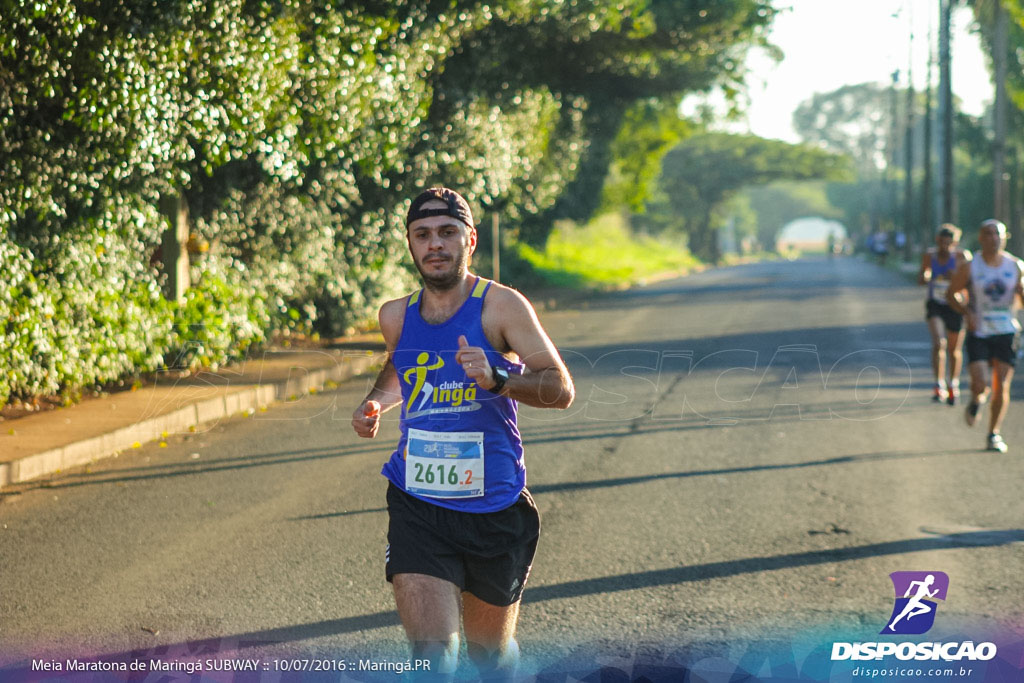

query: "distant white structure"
xmin=776 ymin=217 xmax=847 ymax=252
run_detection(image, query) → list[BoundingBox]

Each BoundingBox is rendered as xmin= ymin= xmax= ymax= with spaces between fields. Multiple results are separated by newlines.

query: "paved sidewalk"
xmin=0 ymin=342 xmax=384 ymax=488
xmin=0 ymin=281 xmax=606 ymax=490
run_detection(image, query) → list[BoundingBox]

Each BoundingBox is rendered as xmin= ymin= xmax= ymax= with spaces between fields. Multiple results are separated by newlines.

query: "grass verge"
xmin=514 ymin=213 xmax=700 ymax=290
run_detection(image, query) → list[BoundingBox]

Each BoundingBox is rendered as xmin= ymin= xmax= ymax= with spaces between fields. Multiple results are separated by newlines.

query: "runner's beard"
xmin=415 ymin=248 xmax=470 ymax=292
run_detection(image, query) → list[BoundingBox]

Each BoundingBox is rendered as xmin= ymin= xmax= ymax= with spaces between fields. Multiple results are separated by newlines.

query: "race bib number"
xmin=930 ymin=280 xmax=950 ymax=302
xmin=980 ymin=307 xmax=1021 ymax=336
xmin=405 ymin=428 xmax=484 ymax=498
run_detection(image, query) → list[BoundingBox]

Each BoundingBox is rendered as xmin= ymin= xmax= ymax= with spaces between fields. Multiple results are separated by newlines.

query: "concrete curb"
xmin=0 ymin=351 xmax=381 ymax=488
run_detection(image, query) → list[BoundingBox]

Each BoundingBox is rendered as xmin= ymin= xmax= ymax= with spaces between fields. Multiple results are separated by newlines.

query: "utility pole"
xmin=889 ymin=68 xmax=901 ymax=241
xmin=1011 ymin=147 xmax=1021 ymax=247
xmin=993 ymin=0 xmax=1010 ymax=225
xmin=938 ymin=0 xmax=955 ymax=223
xmin=921 ymin=6 xmax=934 ymax=237
xmin=903 ymin=7 xmax=915 ymax=259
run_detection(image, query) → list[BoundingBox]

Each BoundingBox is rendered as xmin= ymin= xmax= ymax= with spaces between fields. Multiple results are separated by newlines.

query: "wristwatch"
xmin=491 ymin=365 xmax=510 ymax=394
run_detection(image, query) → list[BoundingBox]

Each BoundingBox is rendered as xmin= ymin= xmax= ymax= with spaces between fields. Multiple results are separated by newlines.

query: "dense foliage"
xmin=739 ymin=181 xmax=843 ymax=250
xmin=792 ymin=82 xmax=894 ymax=179
xmin=791 ymin=78 xmax=999 ymax=252
xmin=964 ymin=0 xmax=1024 ymax=251
xmin=655 ymin=132 xmax=850 ymax=261
xmin=0 ymin=0 xmax=775 ymax=407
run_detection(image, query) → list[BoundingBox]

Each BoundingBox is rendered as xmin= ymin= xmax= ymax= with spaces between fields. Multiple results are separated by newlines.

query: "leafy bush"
xmin=0 ymin=0 xmax=775 ymax=408
xmin=169 ymin=255 xmax=269 ymax=371
xmin=0 ymin=229 xmax=50 ymax=406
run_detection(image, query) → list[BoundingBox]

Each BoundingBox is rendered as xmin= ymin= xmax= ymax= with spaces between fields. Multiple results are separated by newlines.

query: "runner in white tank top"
xmin=947 ymin=219 xmax=1024 ymax=452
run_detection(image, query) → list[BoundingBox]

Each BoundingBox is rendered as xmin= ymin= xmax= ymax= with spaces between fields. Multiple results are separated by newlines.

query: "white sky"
xmin=718 ymin=0 xmax=994 ymax=142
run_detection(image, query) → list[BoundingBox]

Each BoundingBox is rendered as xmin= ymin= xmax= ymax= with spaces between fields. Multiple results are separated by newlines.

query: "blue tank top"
xmin=381 ymin=277 xmax=526 ymax=513
xmin=928 ymin=251 xmax=957 ymax=303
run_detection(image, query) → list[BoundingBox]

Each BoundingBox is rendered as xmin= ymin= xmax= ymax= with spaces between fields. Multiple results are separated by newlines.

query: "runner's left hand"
xmin=352 ymin=399 xmax=382 ymax=438
xmin=456 ymin=335 xmax=494 ymax=389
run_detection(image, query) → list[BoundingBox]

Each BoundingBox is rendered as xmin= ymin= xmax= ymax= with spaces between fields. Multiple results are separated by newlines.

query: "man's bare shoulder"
xmin=958 ymin=248 xmax=973 ymax=261
xmin=379 ymin=294 xmax=413 ymax=346
xmin=483 ymin=281 xmax=536 ymax=314
xmin=481 ymin=281 xmax=553 ymax=357
xmin=380 ymin=295 xmax=411 ymax=314
xmin=380 ymin=296 xmax=411 ymax=323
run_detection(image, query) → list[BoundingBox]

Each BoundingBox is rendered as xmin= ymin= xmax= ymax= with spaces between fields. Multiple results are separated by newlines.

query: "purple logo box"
xmin=889 ymin=571 xmax=949 ymax=602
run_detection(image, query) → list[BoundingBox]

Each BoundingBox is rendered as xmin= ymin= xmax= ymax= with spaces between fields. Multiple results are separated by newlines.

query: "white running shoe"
xmin=987 ymin=433 xmax=1008 ymax=453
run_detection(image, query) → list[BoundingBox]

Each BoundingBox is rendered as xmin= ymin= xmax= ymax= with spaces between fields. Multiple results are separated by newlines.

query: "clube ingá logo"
xmin=881 ymin=571 xmax=948 ymax=635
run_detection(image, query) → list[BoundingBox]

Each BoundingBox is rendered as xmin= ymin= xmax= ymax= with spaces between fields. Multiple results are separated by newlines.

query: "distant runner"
xmin=351 ymin=187 xmax=575 ymax=677
xmin=917 ymin=224 xmax=970 ymax=404
xmin=947 ymin=219 xmax=1023 ymax=452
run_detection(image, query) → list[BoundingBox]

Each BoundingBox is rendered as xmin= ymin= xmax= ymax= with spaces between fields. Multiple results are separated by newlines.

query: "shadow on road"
xmin=524 ymin=528 xmax=1024 ymax=601
xmin=559 ymin=259 xmax=910 ymax=313
xmin=4 ymin=394 xmax=957 ymax=500
xmin=527 ymin=449 xmax=978 ymax=496
xmin=0 ymin=442 xmax=387 ymax=496
xmin=285 ymin=448 xmax=975 ymax=521
xmin=289 ymin=507 xmax=388 ymax=521
xmin=559 ymin=322 xmax=927 ymax=369
xmin=20 ymin=527 xmax=1016 ymax=668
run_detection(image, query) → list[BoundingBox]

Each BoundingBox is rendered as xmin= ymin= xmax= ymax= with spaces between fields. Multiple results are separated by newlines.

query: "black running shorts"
xmin=385 ymin=483 xmax=540 ymax=607
xmin=925 ymin=300 xmax=964 ymax=332
xmin=966 ymin=332 xmax=1019 ymax=367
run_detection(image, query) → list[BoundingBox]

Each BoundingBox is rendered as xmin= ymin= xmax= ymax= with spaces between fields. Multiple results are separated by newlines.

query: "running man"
xmin=887 ymin=574 xmax=939 ymax=631
xmin=946 ymin=219 xmax=1024 ymax=452
xmin=351 ymin=187 xmax=575 ymax=677
xmin=917 ymin=224 xmax=970 ymax=404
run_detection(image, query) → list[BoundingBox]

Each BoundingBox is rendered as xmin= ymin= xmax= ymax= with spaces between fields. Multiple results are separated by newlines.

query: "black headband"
xmin=406 ymin=187 xmax=474 ymax=228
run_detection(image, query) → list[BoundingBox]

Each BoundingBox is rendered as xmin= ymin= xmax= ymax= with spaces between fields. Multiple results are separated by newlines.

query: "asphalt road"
xmin=2 ymin=256 xmax=1022 ymax=678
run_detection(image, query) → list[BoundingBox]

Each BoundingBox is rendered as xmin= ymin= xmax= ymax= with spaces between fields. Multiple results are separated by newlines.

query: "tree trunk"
xmin=690 ymin=206 xmax=720 ymax=264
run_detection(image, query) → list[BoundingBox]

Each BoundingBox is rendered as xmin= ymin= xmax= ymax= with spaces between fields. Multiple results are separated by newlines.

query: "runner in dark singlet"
xmin=917 ymin=224 xmax=970 ymax=404
xmin=351 ymin=187 xmax=575 ymax=677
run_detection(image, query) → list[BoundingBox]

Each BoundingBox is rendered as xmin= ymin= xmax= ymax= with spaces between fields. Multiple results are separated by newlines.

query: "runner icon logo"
xmin=881 ymin=571 xmax=949 ymax=635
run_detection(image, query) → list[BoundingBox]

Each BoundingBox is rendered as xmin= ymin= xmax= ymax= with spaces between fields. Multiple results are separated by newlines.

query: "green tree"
xmin=824 ymin=178 xmax=887 ymax=246
xmin=968 ymin=0 xmax=1024 ymax=109
xmin=964 ymin=0 xmax=1024 ymax=250
xmin=600 ymin=98 xmax=693 ymax=214
xmin=952 ymin=110 xmax=995 ymax=243
xmin=658 ymin=132 xmax=850 ymax=262
xmin=0 ymin=0 xmax=780 ymax=407
xmin=740 ymin=181 xmax=843 ymax=250
xmin=436 ymin=0 xmax=778 ymax=243
xmin=792 ymin=82 xmax=894 ymax=178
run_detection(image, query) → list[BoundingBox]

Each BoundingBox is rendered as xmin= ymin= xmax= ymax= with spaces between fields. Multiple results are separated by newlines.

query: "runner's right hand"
xmin=352 ymin=400 xmax=381 ymax=438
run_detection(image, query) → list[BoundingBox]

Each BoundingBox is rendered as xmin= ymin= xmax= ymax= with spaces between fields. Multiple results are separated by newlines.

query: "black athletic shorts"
xmin=966 ymin=333 xmax=1019 ymax=367
xmin=925 ymin=300 xmax=964 ymax=332
xmin=385 ymin=483 xmax=540 ymax=607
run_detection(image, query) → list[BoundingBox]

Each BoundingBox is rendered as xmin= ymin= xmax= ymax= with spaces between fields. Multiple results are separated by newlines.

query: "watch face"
xmin=492 ymin=366 xmax=509 ymax=391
